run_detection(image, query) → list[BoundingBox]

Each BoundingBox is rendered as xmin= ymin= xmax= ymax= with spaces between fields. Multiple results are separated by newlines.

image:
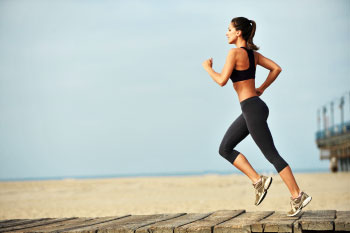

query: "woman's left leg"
xmin=218 ymin=113 xmax=261 ymax=183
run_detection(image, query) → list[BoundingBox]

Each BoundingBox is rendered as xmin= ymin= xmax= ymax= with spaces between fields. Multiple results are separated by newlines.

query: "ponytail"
xmin=231 ymin=17 xmax=260 ymax=51
xmin=247 ymin=20 xmax=259 ymax=51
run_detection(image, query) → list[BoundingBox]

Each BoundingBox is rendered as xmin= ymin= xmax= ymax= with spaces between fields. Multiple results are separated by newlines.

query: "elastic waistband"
xmin=240 ymin=95 xmax=260 ymax=108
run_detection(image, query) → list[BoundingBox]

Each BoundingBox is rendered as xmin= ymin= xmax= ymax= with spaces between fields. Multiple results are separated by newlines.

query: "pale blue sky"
xmin=0 ymin=0 xmax=349 ymax=180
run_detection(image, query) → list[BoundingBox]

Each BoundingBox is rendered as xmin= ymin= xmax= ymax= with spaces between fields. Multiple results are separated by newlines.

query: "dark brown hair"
xmin=231 ymin=17 xmax=259 ymax=51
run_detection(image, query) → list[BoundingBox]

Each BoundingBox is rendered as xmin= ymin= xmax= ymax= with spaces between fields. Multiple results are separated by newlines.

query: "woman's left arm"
xmin=202 ymin=48 xmax=236 ymax=87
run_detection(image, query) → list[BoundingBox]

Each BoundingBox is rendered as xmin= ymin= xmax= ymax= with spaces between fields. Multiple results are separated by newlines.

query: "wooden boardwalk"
xmin=0 ymin=210 xmax=349 ymax=233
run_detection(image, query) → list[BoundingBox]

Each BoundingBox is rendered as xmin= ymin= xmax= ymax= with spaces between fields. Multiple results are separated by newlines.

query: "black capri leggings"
xmin=219 ymin=95 xmax=289 ymax=173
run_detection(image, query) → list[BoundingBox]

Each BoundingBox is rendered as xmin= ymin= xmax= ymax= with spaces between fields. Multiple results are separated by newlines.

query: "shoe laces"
xmin=253 ymin=180 xmax=262 ymax=190
xmin=289 ymin=200 xmax=298 ymax=211
xmin=290 ymin=195 xmax=302 ymax=210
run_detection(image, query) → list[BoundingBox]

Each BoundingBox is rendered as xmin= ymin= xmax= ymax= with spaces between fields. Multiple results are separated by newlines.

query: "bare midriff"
xmin=233 ymin=78 xmax=258 ymax=103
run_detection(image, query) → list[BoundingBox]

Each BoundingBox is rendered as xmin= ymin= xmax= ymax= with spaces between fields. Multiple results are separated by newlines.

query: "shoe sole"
xmin=255 ymin=177 xmax=273 ymax=206
xmin=287 ymin=196 xmax=312 ymax=217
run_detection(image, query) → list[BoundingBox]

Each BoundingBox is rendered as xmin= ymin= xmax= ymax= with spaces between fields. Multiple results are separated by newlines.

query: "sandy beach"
xmin=0 ymin=172 xmax=349 ymax=220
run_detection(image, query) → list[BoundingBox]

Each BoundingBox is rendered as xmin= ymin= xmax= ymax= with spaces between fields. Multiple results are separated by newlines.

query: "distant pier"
xmin=316 ymin=91 xmax=350 ymax=172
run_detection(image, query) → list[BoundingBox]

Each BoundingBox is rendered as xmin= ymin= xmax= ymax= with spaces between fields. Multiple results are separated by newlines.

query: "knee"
xmin=276 ymin=158 xmax=289 ymax=173
xmin=219 ymin=143 xmax=232 ymax=161
xmin=219 ymin=145 xmax=240 ymax=164
xmin=218 ymin=144 xmax=227 ymax=157
xmin=267 ymin=154 xmax=289 ymax=173
xmin=277 ymin=163 xmax=289 ymax=173
xmin=219 ymin=141 xmax=231 ymax=157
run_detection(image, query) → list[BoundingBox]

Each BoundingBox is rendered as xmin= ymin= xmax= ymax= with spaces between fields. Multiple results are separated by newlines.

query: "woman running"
xmin=202 ymin=17 xmax=312 ymax=216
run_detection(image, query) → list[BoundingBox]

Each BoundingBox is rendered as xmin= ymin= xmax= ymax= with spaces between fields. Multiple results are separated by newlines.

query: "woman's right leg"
xmin=279 ymin=165 xmax=301 ymax=199
xmin=240 ymin=97 xmax=301 ymax=199
xmin=219 ymin=113 xmax=261 ymax=183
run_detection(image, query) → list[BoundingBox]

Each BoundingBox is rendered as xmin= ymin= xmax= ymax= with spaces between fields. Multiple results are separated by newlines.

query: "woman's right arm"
xmin=256 ymin=52 xmax=282 ymax=93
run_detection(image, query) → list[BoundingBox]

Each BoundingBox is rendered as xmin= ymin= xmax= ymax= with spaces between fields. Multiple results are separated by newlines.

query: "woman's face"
xmin=226 ymin=23 xmax=239 ymax=44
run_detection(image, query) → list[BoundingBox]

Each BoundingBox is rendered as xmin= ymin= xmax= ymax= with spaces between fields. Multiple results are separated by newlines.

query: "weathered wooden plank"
xmin=0 ymin=219 xmax=27 ymax=225
xmin=0 ymin=218 xmax=52 ymax=229
xmin=174 ymin=209 xmax=245 ymax=233
xmin=135 ymin=213 xmax=210 ymax=233
xmin=8 ymin=216 xmax=128 ymax=233
xmin=49 ymin=216 xmax=130 ymax=233
xmin=63 ymin=213 xmax=183 ymax=233
xmin=251 ymin=211 xmax=301 ymax=233
xmin=335 ymin=210 xmax=350 ymax=231
xmin=293 ymin=210 xmax=336 ymax=233
xmin=10 ymin=217 xmax=97 ymax=232
xmin=214 ymin=211 xmax=273 ymax=233
xmin=0 ymin=217 xmax=76 ymax=232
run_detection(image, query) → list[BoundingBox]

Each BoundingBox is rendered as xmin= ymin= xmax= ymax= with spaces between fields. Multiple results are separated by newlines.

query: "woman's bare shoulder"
xmin=225 ymin=48 xmax=239 ymax=59
xmin=228 ymin=47 xmax=240 ymax=53
xmin=228 ymin=47 xmax=245 ymax=58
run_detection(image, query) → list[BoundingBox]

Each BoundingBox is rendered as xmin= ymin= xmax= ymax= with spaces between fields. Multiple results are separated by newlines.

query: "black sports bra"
xmin=230 ymin=47 xmax=256 ymax=83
